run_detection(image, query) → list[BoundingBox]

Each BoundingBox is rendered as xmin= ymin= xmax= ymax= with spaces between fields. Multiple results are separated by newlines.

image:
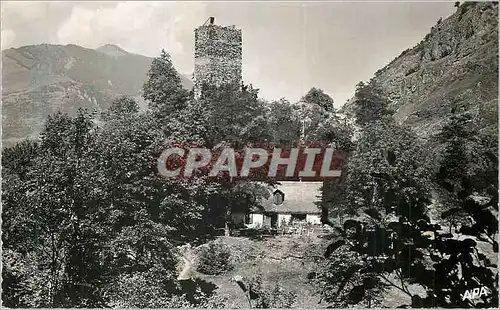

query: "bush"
xmin=105 ymin=265 xmax=179 ymax=308
xmin=105 ymin=266 xmax=228 ymax=308
xmin=234 ymin=273 xmax=297 ymax=308
xmin=196 ymin=240 xmax=233 ymax=275
xmin=311 ymin=245 xmax=386 ymax=308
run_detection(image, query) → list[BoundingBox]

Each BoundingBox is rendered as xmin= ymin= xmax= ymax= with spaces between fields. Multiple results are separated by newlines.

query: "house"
xmin=232 ymin=181 xmax=323 ymax=229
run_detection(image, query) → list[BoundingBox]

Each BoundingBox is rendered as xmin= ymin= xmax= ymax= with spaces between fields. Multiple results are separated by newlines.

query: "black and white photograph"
xmin=1 ymin=1 xmax=499 ymax=308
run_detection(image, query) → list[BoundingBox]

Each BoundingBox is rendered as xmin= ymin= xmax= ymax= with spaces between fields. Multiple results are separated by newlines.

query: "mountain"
xmin=343 ymin=2 xmax=498 ymax=138
xmin=95 ymin=44 xmax=129 ymax=57
xmin=2 ymin=43 xmax=193 ymax=147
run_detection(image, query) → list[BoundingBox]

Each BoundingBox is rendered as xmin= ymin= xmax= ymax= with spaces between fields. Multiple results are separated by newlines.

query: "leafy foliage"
xmin=6 ymin=40 xmax=497 ymax=309
xmin=265 ymin=98 xmax=301 ymax=147
xmin=318 ymin=100 xmax=498 ymax=307
xmin=2 ymin=139 xmax=40 ymax=180
xmin=234 ymin=273 xmax=297 ymax=308
xmin=3 ymin=47 xmax=306 ymax=307
xmin=106 ymin=267 xmax=227 ymax=308
xmin=142 ymin=49 xmax=191 ymax=120
xmin=196 ymin=240 xmax=233 ymax=275
xmin=199 ymin=82 xmax=272 ymax=148
xmin=1 ymin=97 xmax=222 ymax=307
xmin=302 ymin=87 xmax=335 ymax=112
xmin=353 ymin=80 xmax=393 ymax=126
xmin=2 ymin=110 xmax=108 ymax=307
xmin=313 ymin=245 xmax=387 ymax=307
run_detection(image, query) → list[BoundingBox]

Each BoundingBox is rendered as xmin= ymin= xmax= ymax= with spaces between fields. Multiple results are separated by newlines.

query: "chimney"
xmin=209 ymin=17 xmax=215 ymax=24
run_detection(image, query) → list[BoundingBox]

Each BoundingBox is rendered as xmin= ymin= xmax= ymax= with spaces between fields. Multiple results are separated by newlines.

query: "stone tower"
xmin=193 ymin=17 xmax=242 ymax=98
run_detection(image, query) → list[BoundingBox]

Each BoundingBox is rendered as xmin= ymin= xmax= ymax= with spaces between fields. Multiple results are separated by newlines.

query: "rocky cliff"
xmin=2 ymin=44 xmax=192 ymax=147
xmin=344 ymin=1 xmax=498 ymax=138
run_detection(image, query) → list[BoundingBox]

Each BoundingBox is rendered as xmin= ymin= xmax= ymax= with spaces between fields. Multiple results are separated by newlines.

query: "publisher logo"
xmin=461 ymin=286 xmax=490 ymax=301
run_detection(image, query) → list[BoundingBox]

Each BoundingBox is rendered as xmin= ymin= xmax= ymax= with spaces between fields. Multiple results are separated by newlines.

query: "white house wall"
xmin=247 ymin=213 xmax=264 ymax=229
xmin=277 ymin=214 xmax=292 ymax=227
xmin=306 ymin=214 xmax=321 ymax=225
xmin=238 ymin=213 xmax=321 ymax=229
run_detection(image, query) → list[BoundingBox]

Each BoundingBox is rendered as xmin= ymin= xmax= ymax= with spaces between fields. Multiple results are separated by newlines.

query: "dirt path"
xmin=178 ymin=256 xmax=193 ymax=280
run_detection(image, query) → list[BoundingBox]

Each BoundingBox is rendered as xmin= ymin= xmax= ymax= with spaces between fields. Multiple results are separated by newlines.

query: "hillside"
xmin=2 ymin=44 xmax=193 ymax=147
xmin=184 ymin=235 xmax=328 ymax=308
xmin=343 ymin=2 xmax=498 ymax=138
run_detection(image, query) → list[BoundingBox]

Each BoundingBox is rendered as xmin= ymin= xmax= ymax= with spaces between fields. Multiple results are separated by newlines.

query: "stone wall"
xmin=194 ymin=24 xmax=242 ymax=97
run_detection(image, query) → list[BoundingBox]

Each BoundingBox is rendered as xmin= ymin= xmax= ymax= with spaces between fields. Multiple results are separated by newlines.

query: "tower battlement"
xmin=193 ymin=17 xmax=242 ymax=97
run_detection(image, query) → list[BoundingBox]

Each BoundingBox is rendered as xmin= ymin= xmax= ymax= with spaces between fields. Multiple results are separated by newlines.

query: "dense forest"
xmin=2 ymin=48 xmax=498 ymax=308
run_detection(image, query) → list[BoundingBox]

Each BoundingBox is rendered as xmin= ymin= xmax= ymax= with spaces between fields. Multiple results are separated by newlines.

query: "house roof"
xmin=254 ymin=181 xmax=323 ymax=215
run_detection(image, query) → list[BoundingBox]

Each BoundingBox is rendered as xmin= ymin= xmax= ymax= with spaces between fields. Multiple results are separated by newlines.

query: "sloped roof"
xmin=255 ymin=181 xmax=323 ymax=214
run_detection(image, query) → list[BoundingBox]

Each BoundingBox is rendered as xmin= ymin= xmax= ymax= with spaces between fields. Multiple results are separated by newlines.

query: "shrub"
xmin=312 ymin=245 xmax=386 ymax=308
xmin=105 ymin=265 xmax=179 ymax=308
xmin=234 ymin=273 xmax=297 ymax=308
xmin=249 ymin=274 xmax=297 ymax=308
xmin=105 ymin=266 xmax=228 ymax=308
xmin=196 ymin=240 xmax=233 ymax=275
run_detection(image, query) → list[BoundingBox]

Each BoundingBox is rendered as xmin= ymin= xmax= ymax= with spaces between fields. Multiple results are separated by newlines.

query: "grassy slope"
xmin=181 ymin=232 xmax=428 ymax=308
xmin=183 ymin=218 xmax=497 ymax=308
xmin=186 ymin=234 xmax=329 ymax=308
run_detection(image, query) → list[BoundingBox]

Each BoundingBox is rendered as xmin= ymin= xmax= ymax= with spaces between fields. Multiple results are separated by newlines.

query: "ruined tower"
xmin=193 ymin=17 xmax=242 ymax=98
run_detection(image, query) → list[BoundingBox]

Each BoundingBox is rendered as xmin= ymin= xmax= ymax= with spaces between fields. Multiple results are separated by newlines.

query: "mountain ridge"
xmin=2 ymin=43 xmax=193 ymax=147
xmin=343 ymin=1 xmax=498 ymax=138
xmin=2 ymin=3 xmax=498 ymax=148
xmin=95 ymin=44 xmax=129 ymax=57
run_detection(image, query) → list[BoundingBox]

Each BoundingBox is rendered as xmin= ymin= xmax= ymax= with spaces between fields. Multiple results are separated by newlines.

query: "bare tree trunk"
xmin=225 ymin=221 xmax=230 ymax=236
xmin=225 ymin=178 xmax=233 ymax=237
xmin=225 ymin=208 xmax=231 ymax=236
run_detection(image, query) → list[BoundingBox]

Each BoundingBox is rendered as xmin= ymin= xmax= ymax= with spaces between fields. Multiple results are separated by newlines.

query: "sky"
xmin=1 ymin=1 xmax=457 ymax=106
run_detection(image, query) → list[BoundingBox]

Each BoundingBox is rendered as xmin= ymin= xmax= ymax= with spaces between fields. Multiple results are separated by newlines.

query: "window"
xmin=273 ymin=190 xmax=284 ymax=205
xmin=245 ymin=213 xmax=253 ymax=224
xmin=291 ymin=214 xmax=306 ymax=221
xmin=208 ymin=28 xmax=216 ymax=40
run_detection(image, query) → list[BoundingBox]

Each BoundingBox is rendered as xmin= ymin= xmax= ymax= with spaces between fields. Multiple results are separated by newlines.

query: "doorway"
xmin=270 ymin=214 xmax=278 ymax=228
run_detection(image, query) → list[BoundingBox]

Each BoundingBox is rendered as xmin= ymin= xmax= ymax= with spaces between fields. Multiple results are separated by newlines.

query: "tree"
xmin=147 ymin=64 xmax=274 ymax=237
xmin=302 ymin=87 xmax=335 ymax=112
xmin=311 ymin=112 xmax=355 ymax=226
xmin=353 ymin=81 xmax=393 ymax=126
xmin=1 ymin=109 xmax=109 ymax=307
xmin=320 ymin=115 xmax=498 ymax=308
xmin=1 ymin=96 xmax=227 ymax=307
xmin=88 ymin=96 xmax=229 ymax=305
xmin=436 ymin=106 xmax=474 ymax=197
xmin=435 ymin=104 xmax=498 ymax=234
xmin=266 ymin=98 xmax=301 ymax=147
xmin=162 ymin=98 xmax=211 ymax=144
xmin=318 ymin=170 xmax=353 ymax=227
xmin=434 ymin=106 xmax=498 ymax=301
xmin=199 ymin=82 xmax=272 ymax=148
xmin=191 ymin=83 xmax=275 ymax=235
xmin=313 ymin=245 xmax=387 ymax=307
xmin=2 ymin=139 xmax=40 ymax=180
xmin=106 ymin=95 xmax=140 ymax=117
xmin=318 ymin=120 xmax=432 ymax=306
xmin=143 ymin=49 xmax=191 ymax=120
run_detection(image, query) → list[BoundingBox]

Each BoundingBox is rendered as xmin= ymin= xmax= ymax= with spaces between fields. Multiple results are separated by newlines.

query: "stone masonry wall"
xmin=194 ymin=24 xmax=242 ymax=97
